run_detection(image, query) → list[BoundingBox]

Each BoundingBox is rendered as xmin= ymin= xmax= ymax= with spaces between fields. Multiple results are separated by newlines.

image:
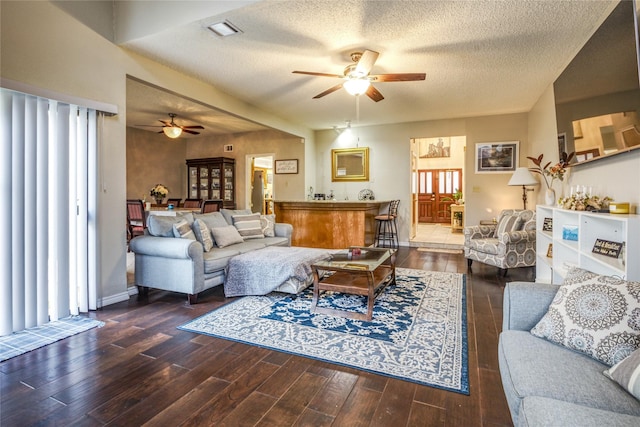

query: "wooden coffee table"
xmin=310 ymin=246 xmax=396 ymax=321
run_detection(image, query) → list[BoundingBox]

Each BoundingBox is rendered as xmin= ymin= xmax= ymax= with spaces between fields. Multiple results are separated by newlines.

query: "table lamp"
xmin=508 ymin=167 xmax=538 ymax=209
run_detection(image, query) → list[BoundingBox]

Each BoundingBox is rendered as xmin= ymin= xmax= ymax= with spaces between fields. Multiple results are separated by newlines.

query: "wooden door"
xmin=417 ymin=169 xmax=462 ymax=224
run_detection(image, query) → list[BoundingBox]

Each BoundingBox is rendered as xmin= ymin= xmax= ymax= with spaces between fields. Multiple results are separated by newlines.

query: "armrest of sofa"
xmin=275 ymin=222 xmax=293 ymax=246
xmin=498 ymin=229 xmax=536 ymax=244
xmin=502 ymin=282 xmax=558 ymax=332
xmin=130 ymin=235 xmax=203 ymax=260
xmin=463 ymin=224 xmax=496 ymax=244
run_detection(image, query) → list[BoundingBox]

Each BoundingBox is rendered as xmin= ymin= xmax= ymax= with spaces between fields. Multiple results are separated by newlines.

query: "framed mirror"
xmin=331 ymin=147 xmax=369 ymax=182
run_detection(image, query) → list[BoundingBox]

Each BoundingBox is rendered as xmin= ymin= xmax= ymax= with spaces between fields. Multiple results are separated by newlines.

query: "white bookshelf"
xmin=536 ymin=206 xmax=639 ymax=284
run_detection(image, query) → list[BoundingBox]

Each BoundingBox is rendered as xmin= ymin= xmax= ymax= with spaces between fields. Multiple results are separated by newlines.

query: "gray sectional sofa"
xmin=129 ymin=209 xmax=292 ymax=303
xmin=499 ymin=281 xmax=640 ymax=426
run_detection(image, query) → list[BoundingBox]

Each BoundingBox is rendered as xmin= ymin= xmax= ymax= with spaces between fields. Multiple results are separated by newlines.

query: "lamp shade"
xmin=163 ymin=126 xmax=182 ymax=139
xmin=343 ymin=78 xmax=370 ymax=96
xmin=508 ymin=167 xmax=538 ymax=186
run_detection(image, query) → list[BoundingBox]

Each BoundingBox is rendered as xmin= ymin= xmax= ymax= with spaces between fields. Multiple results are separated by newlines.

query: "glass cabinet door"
xmin=188 ymin=166 xmax=198 ymax=198
xmin=199 ymin=166 xmax=209 ymax=199
xmin=210 ymin=166 xmax=221 ymax=200
xmin=224 ymin=165 xmax=234 ymax=202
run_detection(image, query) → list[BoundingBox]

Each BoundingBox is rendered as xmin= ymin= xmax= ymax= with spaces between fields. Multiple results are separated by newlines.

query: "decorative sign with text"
xmin=542 ymin=217 xmax=553 ymax=232
xmin=592 ymin=239 xmax=623 ymax=259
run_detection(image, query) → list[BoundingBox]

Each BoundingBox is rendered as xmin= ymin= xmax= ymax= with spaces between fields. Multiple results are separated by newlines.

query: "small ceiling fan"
xmin=138 ymin=113 xmax=204 ymax=138
xmin=292 ymin=50 xmax=425 ymax=102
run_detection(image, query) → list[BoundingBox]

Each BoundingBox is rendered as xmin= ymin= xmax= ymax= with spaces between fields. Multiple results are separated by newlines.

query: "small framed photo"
xmin=475 ymin=141 xmax=519 ymax=173
xmin=542 ymin=217 xmax=553 ymax=232
xmin=275 ymin=159 xmax=298 ymax=174
xmin=546 ymin=243 xmax=553 ymax=258
xmin=562 ymin=224 xmax=579 ymax=241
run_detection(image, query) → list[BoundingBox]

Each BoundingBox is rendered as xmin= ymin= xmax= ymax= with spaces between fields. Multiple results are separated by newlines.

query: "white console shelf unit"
xmin=536 ymin=206 xmax=639 ymax=284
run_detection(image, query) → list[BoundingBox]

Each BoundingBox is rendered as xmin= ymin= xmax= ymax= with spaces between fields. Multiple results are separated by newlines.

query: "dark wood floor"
xmin=1 ymin=248 xmax=534 ymax=426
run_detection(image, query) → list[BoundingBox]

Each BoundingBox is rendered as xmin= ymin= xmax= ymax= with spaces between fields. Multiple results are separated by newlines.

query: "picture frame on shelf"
xmin=542 ymin=217 xmax=553 ymax=232
xmin=546 ymin=243 xmax=553 ymax=258
xmin=592 ymin=239 xmax=624 ymax=259
xmin=562 ymin=224 xmax=579 ymax=241
xmin=474 ymin=141 xmax=519 ymax=173
xmin=275 ymin=159 xmax=298 ymax=174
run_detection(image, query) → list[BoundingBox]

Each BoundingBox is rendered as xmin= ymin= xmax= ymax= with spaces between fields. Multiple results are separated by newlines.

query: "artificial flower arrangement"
xmin=527 ymin=151 xmax=575 ymax=189
xmin=558 ymin=191 xmax=611 ymax=211
xmin=149 ymin=184 xmax=169 ymax=200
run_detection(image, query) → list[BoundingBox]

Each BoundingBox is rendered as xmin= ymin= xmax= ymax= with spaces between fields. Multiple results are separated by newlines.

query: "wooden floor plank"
xmin=0 ymin=248 xmax=515 ymax=427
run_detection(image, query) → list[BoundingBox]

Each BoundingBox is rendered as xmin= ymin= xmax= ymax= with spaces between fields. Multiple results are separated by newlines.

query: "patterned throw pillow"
xmin=210 ymin=225 xmax=244 ymax=248
xmin=260 ymin=214 xmax=276 ymax=237
xmin=191 ymin=219 xmax=214 ymax=252
xmin=494 ymin=214 xmax=522 ymax=237
xmin=232 ymin=213 xmax=264 ymax=240
xmin=531 ymin=267 xmax=640 ymax=366
xmin=172 ymin=219 xmax=196 ymax=241
xmin=604 ymin=347 xmax=640 ymax=400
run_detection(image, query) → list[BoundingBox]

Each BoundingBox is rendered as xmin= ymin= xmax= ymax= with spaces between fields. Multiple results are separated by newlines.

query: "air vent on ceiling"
xmin=208 ymin=21 xmax=242 ymax=37
xmin=224 ymin=144 xmax=233 ymax=152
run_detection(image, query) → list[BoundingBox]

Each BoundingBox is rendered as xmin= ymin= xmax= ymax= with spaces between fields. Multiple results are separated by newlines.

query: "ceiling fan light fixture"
xmin=343 ymin=78 xmax=370 ymax=96
xmin=208 ymin=20 xmax=242 ymax=37
xmin=163 ymin=126 xmax=183 ymax=138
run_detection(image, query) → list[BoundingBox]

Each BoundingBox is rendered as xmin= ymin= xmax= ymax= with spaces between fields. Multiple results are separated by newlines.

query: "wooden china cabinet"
xmin=186 ymin=157 xmax=236 ymax=209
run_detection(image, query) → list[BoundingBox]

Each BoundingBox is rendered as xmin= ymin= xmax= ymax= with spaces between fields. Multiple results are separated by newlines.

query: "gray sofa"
xmin=129 ymin=209 xmax=292 ymax=303
xmin=498 ymin=281 xmax=640 ymax=426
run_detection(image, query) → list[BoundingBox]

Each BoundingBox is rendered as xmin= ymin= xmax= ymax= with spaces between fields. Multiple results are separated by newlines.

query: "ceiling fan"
xmin=292 ymin=50 xmax=425 ymax=102
xmin=138 ymin=113 xmax=204 ymax=138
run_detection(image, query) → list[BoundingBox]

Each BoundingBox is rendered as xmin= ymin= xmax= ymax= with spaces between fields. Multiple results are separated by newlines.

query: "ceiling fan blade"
xmin=355 ymin=50 xmax=379 ymax=76
xmin=182 ymin=129 xmax=200 ymax=135
xmin=159 ymin=120 xmax=171 ymax=126
xmin=180 ymin=125 xmax=205 ymax=129
xmin=292 ymin=71 xmax=343 ymax=78
xmin=312 ymin=83 xmax=345 ymax=99
xmin=365 ymin=85 xmax=384 ymax=102
xmin=136 ymin=125 xmax=164 ymax=127
xmin=369 ymin=73 xmax=426 ymax=82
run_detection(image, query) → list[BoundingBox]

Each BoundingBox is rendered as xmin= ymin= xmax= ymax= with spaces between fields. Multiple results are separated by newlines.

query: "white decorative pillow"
xmin=191 ymin=219 xmax=214 ymax=252
xmin=172 ymin=219 xmax=196 ymax=241
xmin=210 ymin=225 xmax=244 ymax=248
xmin=260 ymin=214 xmax=276 ymax=237
xmin=604 ymin=347 xmax=640 ymax=400
xmin=531 ymin=267 xmax=640 ymax=366
xmin=232 ymin=213 xmax=264 ymax=240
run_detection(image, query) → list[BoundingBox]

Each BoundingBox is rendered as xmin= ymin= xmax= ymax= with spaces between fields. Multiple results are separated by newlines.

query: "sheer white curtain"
xmin=1 ymin=88 xmax=99 ymax=336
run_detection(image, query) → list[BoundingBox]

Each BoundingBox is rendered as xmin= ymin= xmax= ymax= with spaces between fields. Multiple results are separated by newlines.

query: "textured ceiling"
xmin=121 ymin=0 xmax=619 ymax=134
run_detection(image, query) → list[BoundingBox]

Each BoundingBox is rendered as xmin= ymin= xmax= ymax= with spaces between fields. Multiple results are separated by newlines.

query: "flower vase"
xmin=155 ymin=197 xmax=164 ymax=205
xmin=544 ymin=188 xmax=556 ymax=206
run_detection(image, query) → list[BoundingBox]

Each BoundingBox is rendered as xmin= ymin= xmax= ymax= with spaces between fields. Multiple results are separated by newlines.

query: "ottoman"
xmin=224 ymin=246 xmax=331 ymax=297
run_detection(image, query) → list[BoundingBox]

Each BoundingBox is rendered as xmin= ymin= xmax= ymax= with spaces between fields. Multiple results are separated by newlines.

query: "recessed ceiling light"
xmin=208 ymin=20 xmax=242 ymax=37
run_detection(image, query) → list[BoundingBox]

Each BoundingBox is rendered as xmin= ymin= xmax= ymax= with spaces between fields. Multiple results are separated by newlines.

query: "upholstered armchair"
xmin=464 ymin=209 xmax=536 ymax=275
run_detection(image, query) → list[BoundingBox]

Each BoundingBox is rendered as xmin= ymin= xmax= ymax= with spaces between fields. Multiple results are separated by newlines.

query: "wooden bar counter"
xmin=274 ymin=200 xmax=390 ymax=249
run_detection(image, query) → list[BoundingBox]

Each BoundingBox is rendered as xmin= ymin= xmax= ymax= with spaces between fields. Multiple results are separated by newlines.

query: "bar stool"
xmin=374 ymin=200 xmax=400 ymax=248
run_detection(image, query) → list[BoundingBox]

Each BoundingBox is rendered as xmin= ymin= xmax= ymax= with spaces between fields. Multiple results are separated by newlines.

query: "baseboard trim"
xmin=99 ymin=290 xmax=131 ymax=308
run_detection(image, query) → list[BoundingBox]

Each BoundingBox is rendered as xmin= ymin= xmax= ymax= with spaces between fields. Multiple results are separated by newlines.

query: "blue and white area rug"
xmin=180 ymin=268 xmax=469 ymax=394
xmin=0 ymin=316 xmax=104 ymax=362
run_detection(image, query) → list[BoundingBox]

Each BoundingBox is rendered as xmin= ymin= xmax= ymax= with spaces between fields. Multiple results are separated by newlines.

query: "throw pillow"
xmin=192 ymin=219 xmax=214 ymax=252
xmin=604 ymin=347 xmax=640 ymax=400
xmin=531 ymin=267 xmax=640 ymax=366
xmin=220 ymin=208 xmax=252 ymax=226
xmin=172 ymin=219 xmax=196 ymax=240
xmin=147 ymin=213 xmax=194 ymax=237
xmin=260 ymin=214 xmax=276 ymax=237
xmin=232 ymin=213 xmax=264 ymax=240
xmin=494 ymin=214 xmax=522 ymax=237
xmin=210 ymin=225 xmax=244 ymax=248
xmin=193 ymin=211 xmax=228 ymax=230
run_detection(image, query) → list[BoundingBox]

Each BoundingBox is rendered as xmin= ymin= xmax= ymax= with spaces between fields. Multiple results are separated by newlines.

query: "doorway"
xmin=409 ymin=136 xmax=466 ymax=248
xmin=246 ymin=154 xmax=274 ymax=214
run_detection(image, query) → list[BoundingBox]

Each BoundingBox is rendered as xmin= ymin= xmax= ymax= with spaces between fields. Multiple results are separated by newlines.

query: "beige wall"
xmin=126 ymin=127 xmax=187 ymax=201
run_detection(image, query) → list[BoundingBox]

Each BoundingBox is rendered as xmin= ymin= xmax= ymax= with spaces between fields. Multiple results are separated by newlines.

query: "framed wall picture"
xmin=275 ymin=159 xmax=298 ymax=174
xmin=419 ymin=137 xmax=451 ymax=158
xmin=475 ymin=141 xmax=519 ymax=173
